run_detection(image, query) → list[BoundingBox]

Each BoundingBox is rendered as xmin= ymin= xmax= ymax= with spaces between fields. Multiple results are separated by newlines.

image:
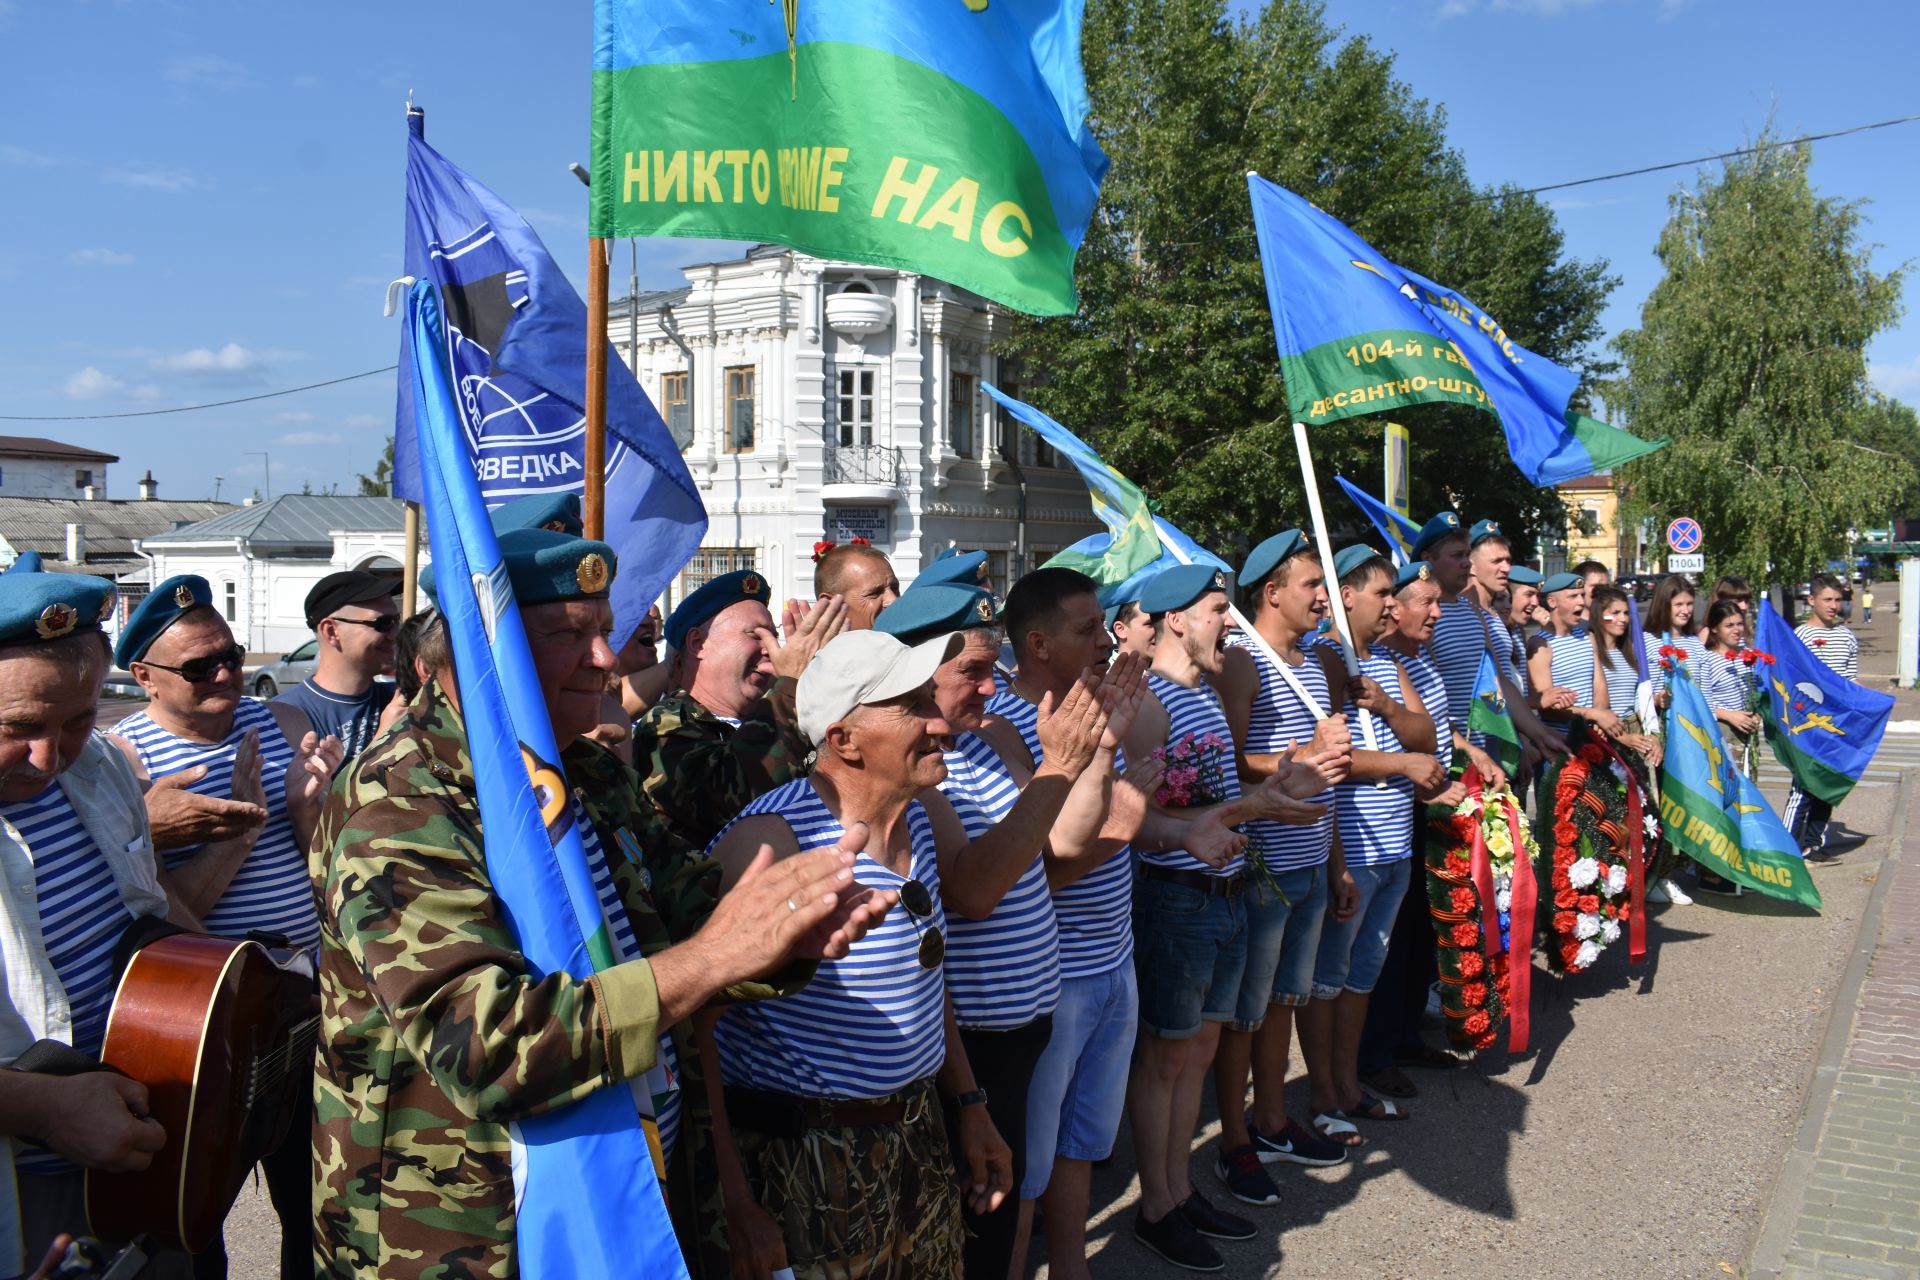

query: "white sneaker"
xmin=1649 ymin=877 xmax=1694 ymax=905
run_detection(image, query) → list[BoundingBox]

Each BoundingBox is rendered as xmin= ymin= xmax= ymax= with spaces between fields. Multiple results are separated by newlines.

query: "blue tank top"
xmin=1334 ymin=645 xmax=1415 ymax=866
xmin=1431 ymin=597 xmax=1509 ymax=729
xmin=710 ymin=779 xmax=947 ymax=1099
xmin=117 ymin=698 xmax=318 ymax=948
xmin=1397 ymin=646 xmax=1452 ymax=773
xmin=1224 ymin=634 xmax=1333 ymax=872
xmin=939 ymin=730 xmax=1060 ymax=1030
xmin=1544 ymin=634 xmax=1598 ymax=735
xmin=1600 ymin=647 xmax=1639 ymax=718
xmin=1140 ymin=673 xmax=1245 ymax=878
xmin=985 ymin=690 xmax=1133 ymax=979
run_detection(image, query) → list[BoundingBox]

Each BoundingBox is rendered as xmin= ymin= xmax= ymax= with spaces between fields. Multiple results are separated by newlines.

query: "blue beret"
xmin=1104 ymin=602 xmax=1124 ymax=629
xmin=420 ymin=529 xmax=618 ymax=612
xmin=1333 ymin=544 xmax=1387 ymax=582
xmin=489 ymin=492 xmax=583 ymax=537
xmin=7 ymin=551 xmax=44 ymax=575
xmin=933 ymin=546 xmax=963 ymax=562
xmin=1469 ymin=518 xmax=1507 ymax=546
xmin=914 ymin=550 xmax=989 ymax=590
xmin=1139 ymin=563 xmax=1229 ymax=616
xmin=1541 ymin=572 xmax=1583 ymax=597
xmin=1393 ymin=560 xmax=1434 ymax=591
xmin=115 ymin=574 xmax=213 ymax=667
xmin=1410 ymin=511 xmax=1466 ymax=557
xmin=663 ymin=568 xmax=772 ymax=651
xmin=873 ymin=585 xmax=997 ymax=647
xmin=1508 ymin=565 xmax=1543 ymax=587
xmin=1237 ymin=529 xmax=1309 ymax=588
xmin=0 ymin=563 xmax=115 ymax=650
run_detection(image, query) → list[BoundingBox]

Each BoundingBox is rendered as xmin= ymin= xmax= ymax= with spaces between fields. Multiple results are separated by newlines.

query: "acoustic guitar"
xmin=85 ymin=933 xmax=318 ymax=1252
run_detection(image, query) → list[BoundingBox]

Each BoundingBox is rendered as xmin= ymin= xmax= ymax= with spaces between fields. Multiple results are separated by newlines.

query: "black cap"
xmin=305 ymin=570 xmax=400 ymax=629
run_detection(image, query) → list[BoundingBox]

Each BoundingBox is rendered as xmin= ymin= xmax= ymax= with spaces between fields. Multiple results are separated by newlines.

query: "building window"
xmin=725 ymin=366 xmax=755 ymax=453
xmin=680 ymin=546 xmax=757 ymax=594
xmin=661 ymin=371 xmax=692 ymax=450
xmin=838 ymin=368 xmax=876 ymax=447
xmin=949 ymin=373 xmax=975 ymax=458
xmin=74 ymin=469 xmax=92 ymax=489
xmin=223 ymin=582 xmax=236 ymax=623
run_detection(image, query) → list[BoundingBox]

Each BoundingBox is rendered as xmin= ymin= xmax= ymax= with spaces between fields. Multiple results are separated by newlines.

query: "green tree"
xmin=358 ymin=435 xmax=395 ymax=497
xmin=995 ymin=0 xmax=1616 ymax=560
xmin=1613 ymin=137 xmax=1908 ymax=588
xmin=1849 ymin=394 xmax=1920 ymax=519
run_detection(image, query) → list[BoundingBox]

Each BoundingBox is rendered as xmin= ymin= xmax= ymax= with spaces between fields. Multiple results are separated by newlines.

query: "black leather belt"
xmin=725 ymin=1081 xmax=926 ymax=1139
xmin=1140 ymin=864 xmax=1246 ymax=898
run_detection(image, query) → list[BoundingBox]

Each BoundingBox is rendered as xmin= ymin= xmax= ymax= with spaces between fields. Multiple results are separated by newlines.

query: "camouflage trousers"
xmin=731 ymin=1078 xmax=963 ymax=1280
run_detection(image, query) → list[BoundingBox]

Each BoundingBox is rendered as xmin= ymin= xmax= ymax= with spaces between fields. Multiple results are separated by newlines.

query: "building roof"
xmin=0 ymin=435 xmax=119 ymax=463
xmin=1556 ymin=474 xmax=1614 ymax=492
xmin=140 ymin=493 xmax=406 ymax=548
xmin=0 ymin=496 xmax=236 ymax=570
xmin=619 ymin=285 xmax=692 ymax=317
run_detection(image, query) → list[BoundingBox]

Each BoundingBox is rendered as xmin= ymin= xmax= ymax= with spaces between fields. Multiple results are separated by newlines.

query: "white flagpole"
xmin=1291 ymin=422 xmax=1387 ymax=759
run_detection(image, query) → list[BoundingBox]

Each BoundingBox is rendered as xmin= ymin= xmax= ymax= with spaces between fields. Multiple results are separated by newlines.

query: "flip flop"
xmin=1349 ymin=1092 xmax=1412 ymax=1122
xmin=1393 ymin=1045 xmax=1462 ymax=1071
xmin=1311 ymin=1109 xmax=1366 ymax=1148
xmin=1361 ymin=1066 xmax=1419 ymax=1099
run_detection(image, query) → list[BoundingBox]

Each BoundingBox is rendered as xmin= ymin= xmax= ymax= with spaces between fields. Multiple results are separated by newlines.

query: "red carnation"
xmin=1579 ymin=743 xmax=1608 ymax=765
xmin=1763 ymin=653 xmax=1776 ymax=665
xmin=1446 ymin=853 xmax=1472 ymax=877
xmin=1577 ymin=894 xmax=1600 ymax=915
xmin=1813 ymin=637 xmax=1827 ymax=647
xmin=1554 ymin=887 xmax=1578 ymax=910
xmin=1464 ymin=1010 xmax=1490 ymax=1037
xmin=1603 ymin=902 xmax=1617 ymax=919
xmin=1616 ymin=902 xmax=1632 ymax=921
xmin=1462 ymin=982 xmax=1488 ymax=1008
xmin=1560 ymin=941 xmax=1583 ymax=968
xmin=1451 ymin=922 xmax=1478 ymax=947
xmin=1553 ymin=911 xmax=1576 ymax=935
xmin=1473 ymin=1026 xmax=1499 ymax=1049
xmin=1450 ymin=887 xmax=1478 ymax=914
xmin=1459 ymin=951 xmax=1486 ymax=978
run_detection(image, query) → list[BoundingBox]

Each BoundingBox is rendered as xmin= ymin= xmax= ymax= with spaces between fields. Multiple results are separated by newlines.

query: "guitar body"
xmin=86 ymin=934 xmax=317 ymax=1252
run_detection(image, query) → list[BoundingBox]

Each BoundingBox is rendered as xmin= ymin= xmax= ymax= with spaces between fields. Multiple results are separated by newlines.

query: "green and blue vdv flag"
xmin=395 ymin=114 xmax=706 ymax=647
xmin=1467 ymin=651 xmax=1521 ymax=777
xmin=1335 ymin=474 xmax=1420 ymax=567
xmin=983 ymin=384 xmax=1226 ymax=604
xmin=403 ymin=280 xmax=690 ymax=1279
xmin=1661 ymin=668 xmax=1820 ymax=909
xmin=1756 ymin=602 xmax=1892 ymax=806
xmin=1246 ymin=174 xmax=1668 ymax=488
xmin=590 ymin=0 xmax=1107 ymax=316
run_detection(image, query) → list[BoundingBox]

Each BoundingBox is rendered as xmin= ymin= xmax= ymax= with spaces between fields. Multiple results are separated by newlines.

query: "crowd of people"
xmin=0 ymin=495 xmax=1867 ymax=1279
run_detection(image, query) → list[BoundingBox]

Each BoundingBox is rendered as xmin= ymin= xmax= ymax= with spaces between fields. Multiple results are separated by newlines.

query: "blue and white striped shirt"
xmin=1644 ymin=631 xmax=1709 ymax=694
xmin=5 ymin=782 xmax=132 ymax=1175
xmin=1224 ymin=634 xmax=1332 ymax=872
xmin=939 ymin=730 xmax=1060 ymax=1030
xmin=1334 ymin=646 xmax=1415 ymax=866
xmin=1698 ymin=649 xmax=1759 ymax=715
xmin=711 ymin=779 xmax=947 ymax=1100
xmin=1141 ymin=674 xmax=1245 ymax=878
xmin=985 ymin=691 xmax=1133 ymax=979
xmin=1397 ymin=646 xmax=1452 ymax=774
xmin=1600 ymin=646 xmax=1640 ymax=718
xmin=1543 ymin=634 xmax=1598 ymax=735
xmin=1795 ymin=623 xmax=1860 ymax=680
xmin=1431 ymin=597 xmax=1509 ymax=729
xmin=117 ymin=698 xmax=318 ymax=949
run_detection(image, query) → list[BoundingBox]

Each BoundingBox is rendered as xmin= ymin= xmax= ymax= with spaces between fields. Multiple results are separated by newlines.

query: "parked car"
xmin=1615 ymin=573 xmax=1662 ymax=603
xmin=251 ymin=639 xmax=318 ymax=698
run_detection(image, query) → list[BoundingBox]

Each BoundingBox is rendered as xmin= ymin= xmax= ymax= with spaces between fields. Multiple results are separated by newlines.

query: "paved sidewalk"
xmin=1751 ymin=773 xmax=1920 ymax=1280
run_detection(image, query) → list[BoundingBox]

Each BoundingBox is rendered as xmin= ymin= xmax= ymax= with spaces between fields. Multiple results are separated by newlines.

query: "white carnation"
xmin=1601 ymin=919 xmax=1622 ymax=944
xmin=1495 ymin=888 xmax=1512 ymax=912
xmin=1574 ymin=912 xmax=1601 ymax=940
xmin=1568 ymin=857 xmax=1600 ymax=889
xmin=1575 ymin=940 xmax=1600 ymax=967
xmin=1606 ymin=865 xmax=1628 ymax=896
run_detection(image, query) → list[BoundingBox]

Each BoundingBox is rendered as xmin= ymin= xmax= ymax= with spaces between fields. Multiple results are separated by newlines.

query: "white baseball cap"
xmin=797 ymin=629 xmax=964 ymax=745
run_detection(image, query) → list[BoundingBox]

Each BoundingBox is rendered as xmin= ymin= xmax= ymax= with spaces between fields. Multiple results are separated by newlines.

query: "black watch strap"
xmin=945 ymin=1086 xmax=989 ymax=1112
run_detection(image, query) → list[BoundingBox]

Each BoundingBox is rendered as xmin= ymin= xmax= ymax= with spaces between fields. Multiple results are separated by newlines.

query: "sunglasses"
xmin=139 ymin=643 xmax=245 ymax=684
xmin=898 ymin=878 xmax=945 ymax=970
xmin=329 ymin=614 xmax=401 ymax=634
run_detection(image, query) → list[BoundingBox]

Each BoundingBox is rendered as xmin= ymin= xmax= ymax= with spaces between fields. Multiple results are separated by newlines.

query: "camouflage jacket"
xmin=632 ymin=679 xmax=812 ymax=853
xmin=310 ymin=683 xmax=796 ymax=1279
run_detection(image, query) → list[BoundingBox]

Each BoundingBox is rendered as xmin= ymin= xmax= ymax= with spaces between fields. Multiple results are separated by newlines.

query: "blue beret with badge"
xmin=419 ymin=528 xmax=618 ymax=613
xmin=489 ymin=492 xmax=583 ymax=537
xmin=114 ymin=574 xmax=212 ymax=668
xmin=914 ymin=550 xmax=989 ymax=591
xmin=1333 ymin=544 xmax=1387 ymax=582
xmin=0 ymin=560 xmax=115 ymax=650
xmin=874 ymin=584 xmax=997 ymax=647
xmin=1237 ymin=529 xmax=1310 ymax=588
xmin=1508 ymin=565 xmax=1543 ymax=587
xmin=1410 ymin=510 xmax=1466 ymax=557
xmin=1541 ymin=571 xmax=1583 ymax=598
xmin=1139 ymin=563 xmax=1229 ymax=616
xmin=1469 ymin=518 xmax=1507 ymax=547
xmin=663 ymin=567 xmax=771 ymax=651
xmin=1393 ymin=560 xmax=1434 ymax=592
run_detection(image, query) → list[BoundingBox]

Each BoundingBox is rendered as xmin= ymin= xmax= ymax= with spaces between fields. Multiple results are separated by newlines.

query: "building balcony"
xmin=825 ymin=292 xmax=894 ymax=336
xmin=822 ymin=443 xmax=903 ymax=503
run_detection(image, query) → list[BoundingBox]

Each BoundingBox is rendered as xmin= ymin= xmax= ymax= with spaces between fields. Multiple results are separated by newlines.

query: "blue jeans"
xmin=1312 ymin=860 xmax=1412 ymax=1000
xmin=1019 ymin=964 xmax=1138 ymax=1200
xmin=1233 ymin=863 xmax=1328 ymax=1029
xmin=1133 ymin=876 xmax=1247 ymax=1039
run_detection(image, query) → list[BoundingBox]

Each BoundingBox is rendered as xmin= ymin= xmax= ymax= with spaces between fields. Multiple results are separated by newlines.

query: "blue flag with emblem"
xmin=394 ymin=114 xmax=706 ymax=646
xmin=403 ymin=280 xmax=690 ymax=1279
xmin=1754 ymin=602 xmax=1892 ymax=806
xmin=1246 ymin=174 xmax=1668 ymax=488
xmin=1334 ymin=474 xmax=1420 ymax=567
xmin=1660 ymin=668 xmax=1820 ymax=908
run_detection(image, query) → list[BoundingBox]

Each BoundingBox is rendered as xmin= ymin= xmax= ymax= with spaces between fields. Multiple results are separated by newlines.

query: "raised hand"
xmin=1095 ymin=651 xmax=1150 ymax=751
xmin=1034 ymin=668 xmax=1112 ymax=778
xmin=760 ymin=594 xmax=849 ymax=681
xmin=1244 ymin=773 xmax=1330 ymax=826
xmin=144 ymin=765 xmax=267 ymax=850
xmin=285 ymin=731 xmax=347 ymax=849
xmin=1103 ymin=755 xmax=1162 ymax=844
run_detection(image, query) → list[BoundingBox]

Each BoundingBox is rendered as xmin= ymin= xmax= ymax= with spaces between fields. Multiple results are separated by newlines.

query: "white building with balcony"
xmin=610 ymin=244 xmax=1101 ymax=605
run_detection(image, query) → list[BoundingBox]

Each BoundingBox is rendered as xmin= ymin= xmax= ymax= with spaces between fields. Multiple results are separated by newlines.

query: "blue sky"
xmin=3 ymin=0 xmax=1915 ymax=500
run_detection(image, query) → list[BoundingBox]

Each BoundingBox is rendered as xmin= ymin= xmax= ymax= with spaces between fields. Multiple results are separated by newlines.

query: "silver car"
xmin=250 ymin=639 xmax=319 ymax=698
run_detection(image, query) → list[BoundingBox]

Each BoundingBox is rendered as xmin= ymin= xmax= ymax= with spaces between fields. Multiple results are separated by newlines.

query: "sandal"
xmin=1361 ymin=1066 xmax=1418 ymax=1099
xmin=1393 ymin=1044 xmax=1461 ymax=1071
xmin=1311 ymin=1108 xmax=1366 ymax=1148
xmin=1348 ymin=1092 xmax=1412 ymax=1122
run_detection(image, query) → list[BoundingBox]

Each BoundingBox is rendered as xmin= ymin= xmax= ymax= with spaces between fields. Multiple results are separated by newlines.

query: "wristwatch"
xmin=944 ymin=1087 xmax=989 ymax=1113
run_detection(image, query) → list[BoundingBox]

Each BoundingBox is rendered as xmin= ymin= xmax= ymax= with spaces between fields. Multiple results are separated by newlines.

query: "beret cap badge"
xmin=1418 ymin=564 xmax=1431 ymax=580
xmin=742 ymin=573 xmax=762 ymax=597
xmin=173 ymin=583 xmax=196 ymax=608
xmin=575 ymin=553 xmax=610 ymax=594
xmin=35 ymin=603 xmax=77 ymax=640
xmin=974 ymin=596 xmax=994 ymax=622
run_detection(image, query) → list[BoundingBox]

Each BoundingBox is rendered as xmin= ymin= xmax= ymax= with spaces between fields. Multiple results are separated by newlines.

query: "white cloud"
xmin=149 ymin=342 xmax=288 ymax=374
xmin=69 ymin=248 xmax=135 ymax=268
xmin=107 ymin=166 xmax=200 ymax=193
xmin=164 ymin=54 xmax=255 ymax=91
xmin=1870 ymin=353 xmax=1920 ymax=400
xmin=342 ymin=413 xmax=385 ymax=430
xmin=0 ymin=143 xmax=60 ymax=168
xmin=65 ymin=366 xmax=123 ymax=400
xmin=276 ymin=431 xmax=343 ymax=447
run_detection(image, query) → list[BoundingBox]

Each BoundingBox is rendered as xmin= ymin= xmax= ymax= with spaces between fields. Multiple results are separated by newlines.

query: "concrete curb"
xmin=1746 ymin=768 xmax=1913 ymax=1279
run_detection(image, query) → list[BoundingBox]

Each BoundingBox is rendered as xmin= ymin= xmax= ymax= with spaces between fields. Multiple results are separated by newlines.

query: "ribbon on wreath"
xmin=1462 ymin=769 xmax=1501 ymax=962
xmin=1587 ymin=734 xmax=1651 ymax=964
xmin=1500 ymin=791 xmax=1536 ymax=1053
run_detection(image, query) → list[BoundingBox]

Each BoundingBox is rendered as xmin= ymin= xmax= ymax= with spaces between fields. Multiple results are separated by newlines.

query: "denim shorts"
xmin=1233 ymin=863 xmax=1329 ymax=1029
xmin=1133 ymin=875 xmax=1247 ymax=1039
xmin=1019 ymin=964 xmax=1138 ymax=1200
xmin=1312 ymin=859 xmax=1412 ymax=1000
